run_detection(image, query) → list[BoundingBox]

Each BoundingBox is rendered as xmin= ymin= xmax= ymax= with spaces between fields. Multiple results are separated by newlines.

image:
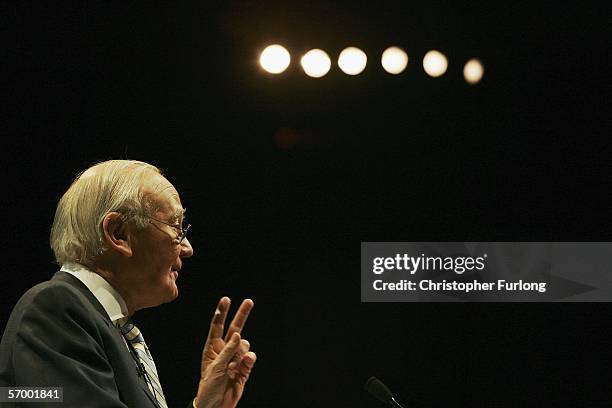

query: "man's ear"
xmin=102 ymin=212 xmax=133 ymax=257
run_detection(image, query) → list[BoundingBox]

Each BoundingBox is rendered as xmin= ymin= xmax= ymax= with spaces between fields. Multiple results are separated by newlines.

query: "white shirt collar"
xmin=60 ymin=262 xmax=129 ymax=323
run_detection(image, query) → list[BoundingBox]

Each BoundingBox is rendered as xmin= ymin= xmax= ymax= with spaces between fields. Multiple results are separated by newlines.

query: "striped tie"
xmin=117 ymin=317 xmax=168 ymax=408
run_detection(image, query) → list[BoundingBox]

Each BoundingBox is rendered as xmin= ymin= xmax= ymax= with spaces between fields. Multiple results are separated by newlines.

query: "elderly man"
xmin=0 ymin=160 xmax=256 ymax=407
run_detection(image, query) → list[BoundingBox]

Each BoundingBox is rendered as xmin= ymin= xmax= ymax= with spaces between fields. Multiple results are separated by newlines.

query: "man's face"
xmin=127 ymin=173 xmax=194 ymax=309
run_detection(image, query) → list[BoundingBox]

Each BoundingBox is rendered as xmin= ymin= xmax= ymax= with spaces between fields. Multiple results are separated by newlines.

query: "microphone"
xmin=364 ymin=376 xmax=406 ymax=408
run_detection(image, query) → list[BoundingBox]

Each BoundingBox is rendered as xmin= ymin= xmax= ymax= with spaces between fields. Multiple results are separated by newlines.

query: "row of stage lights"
xmin=259 ymin=44 xmax=485 ymax=84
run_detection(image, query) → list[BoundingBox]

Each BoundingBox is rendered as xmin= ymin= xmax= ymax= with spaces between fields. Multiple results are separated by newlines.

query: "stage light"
xmin=338 ymin=47 xmax=367 ymax=75
xmin=301 ymin=49 xmax=331 ymax=78
xmin=381 ymin=46 xmax=408 ymax=74
xmin=463 ymin=58 xmax=484 ymax=84
xmin=422 ymin=50 xmax=448 ymax=77
xmin=259 ymin=44 xmax=290 ymax=74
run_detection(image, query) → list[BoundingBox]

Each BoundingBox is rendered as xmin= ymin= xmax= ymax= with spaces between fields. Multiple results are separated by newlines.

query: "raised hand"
xmin=194 ymin=297 xmax=256 ymax=408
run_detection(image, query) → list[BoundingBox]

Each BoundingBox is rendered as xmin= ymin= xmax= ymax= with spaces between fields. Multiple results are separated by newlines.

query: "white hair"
xmin=50 ymin=160 xmax=162 ymax=266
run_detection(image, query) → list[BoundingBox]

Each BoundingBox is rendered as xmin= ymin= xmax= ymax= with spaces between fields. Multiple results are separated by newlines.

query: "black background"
xmin=2 ymin=1 xmax=610 ymax=407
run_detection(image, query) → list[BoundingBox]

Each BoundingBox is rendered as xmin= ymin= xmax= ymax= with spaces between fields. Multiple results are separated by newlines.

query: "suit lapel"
xmin=51 ymin=271 xmax=161 ymax=407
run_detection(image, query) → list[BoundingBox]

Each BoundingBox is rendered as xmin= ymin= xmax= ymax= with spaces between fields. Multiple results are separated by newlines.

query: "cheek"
xmin=159 ymin=248 xmax=180 ymax=268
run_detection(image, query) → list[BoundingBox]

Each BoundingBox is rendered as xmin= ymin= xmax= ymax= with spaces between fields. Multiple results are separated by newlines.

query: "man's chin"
xmin=167 ymin=281 xmax=179 ymax=302
xmin=164 ymin=272 xmax=179 ymax=300
xmin=170 ymin=286 xmax=179 ymax=300
xmin=155 ymin=280 xmax=179 ymax=305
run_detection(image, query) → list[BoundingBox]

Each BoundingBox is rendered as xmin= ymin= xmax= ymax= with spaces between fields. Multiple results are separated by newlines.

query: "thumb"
xmin=216 ymin=332 xmax=242 ymax=365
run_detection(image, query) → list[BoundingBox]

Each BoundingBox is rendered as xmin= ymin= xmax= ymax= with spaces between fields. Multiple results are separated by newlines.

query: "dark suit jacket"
xmin=0 ymin=271 xmax=162 ymax=407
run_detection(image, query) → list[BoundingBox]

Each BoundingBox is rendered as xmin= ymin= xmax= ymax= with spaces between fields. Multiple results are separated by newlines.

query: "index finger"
xmin=224 ymin=299 xmax=254 ymax=342
xmin=206 ymin=296 xmax=231 ymax=342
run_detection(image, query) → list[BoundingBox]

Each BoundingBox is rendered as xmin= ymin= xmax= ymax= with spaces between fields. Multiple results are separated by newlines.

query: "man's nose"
xmin=180 ymin=237 xmax=194 ymax=258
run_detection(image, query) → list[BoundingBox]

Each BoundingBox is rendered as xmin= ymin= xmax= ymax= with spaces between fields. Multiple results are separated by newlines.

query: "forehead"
xmin=143 ymin=173 xmax=185 ymax=218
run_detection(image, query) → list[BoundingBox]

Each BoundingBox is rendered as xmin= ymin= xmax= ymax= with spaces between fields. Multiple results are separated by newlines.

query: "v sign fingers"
xmin=196 ymin=297 xmax=257 ymax=408
xmin=224 ymin=299 xmax=254 ymax=342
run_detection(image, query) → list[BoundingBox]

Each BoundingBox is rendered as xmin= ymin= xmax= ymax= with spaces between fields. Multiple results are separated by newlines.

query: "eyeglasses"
xmin=146 ymin=216 xmax=191 ymax=244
